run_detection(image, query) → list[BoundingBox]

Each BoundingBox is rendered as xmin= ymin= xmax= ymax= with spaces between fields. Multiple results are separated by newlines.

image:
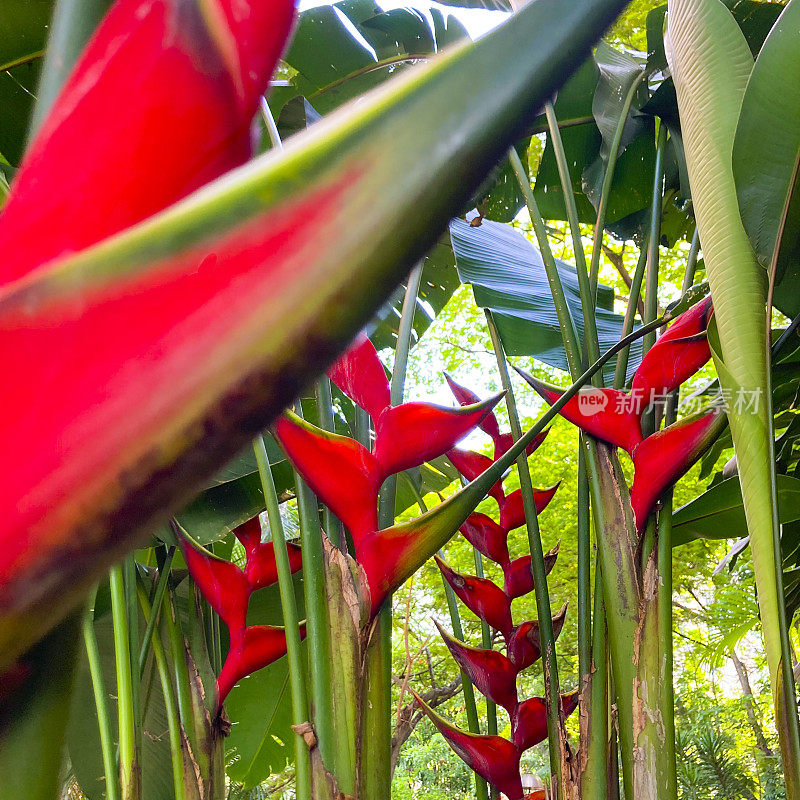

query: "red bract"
xmin=630 ymin=409 xmax=722 ymax=530
xmin=181 ymin=529 xmax=304 ymax=708
xmin=498 ymin=483 xmax=560 ymax=532
xmin=274 ymin=414 xmax=381 ymax=539
xmin=0 ymin=0 xmax=296 ymax=285
xmin=373 ymin=398 xmax=502 ymax=477
xmin=631 ymin=296 xmax=713 ymax=403
xmin=435 ymin=621 xmax=519 ymax=712
xmin=521 ymin=373 xmax=643 ymax=455
xmin=460 ymin=512 xmax=511 ymax=566
xmin=511 ymin=690 xmax=579 ymax=752
xmin=216 ymin=625 xmax=298 ymax=707
xmin=413 ymin=691 xmax=525 ymax=800
xmin=503 ymin=545 xmax=558 ymax=601
xmin=435 ymin=556 xmax=513 ymax=637
xmin=507 ymin=605 xmax=567 ymax=671
xmin=328 ymin=334 xmax=391 ymax=421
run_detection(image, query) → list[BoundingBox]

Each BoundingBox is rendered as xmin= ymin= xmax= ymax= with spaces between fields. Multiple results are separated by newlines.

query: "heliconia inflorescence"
xmin=180 ymin=516 xmax=304 ymax=708
xmin=519 ymin=296 xmax=718 ymax=529
xmin=413 ymin=375 xmax=575 ymax=800
xmin=275 ymin=334 xmax=504 ymax=615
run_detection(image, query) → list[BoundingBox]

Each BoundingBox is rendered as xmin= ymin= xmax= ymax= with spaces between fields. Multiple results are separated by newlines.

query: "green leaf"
xmin=673 ymin=474 xmax=800 ymax=546
xmin=449 ymin=217 xmax=641 ymax=379
xmin=733 ymin=0 xmax=800 ymax=317
xmin=0 ymin=0 xmax=630 ymax=666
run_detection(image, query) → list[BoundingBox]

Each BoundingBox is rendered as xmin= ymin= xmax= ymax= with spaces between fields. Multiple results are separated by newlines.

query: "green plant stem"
xmin=123 ymin=557 xmax=142 ymax=763
xmin=292 ymin=401 xmax=336 ymax=774
xmin=472 ymin=550 xmax=499 ymax=742
xmin=163 ymin=587 xmax=199 ymax=762
xmin=315 ymin=377 xmax=344 ymax=548
xmin=365 ymin=263 xmax=423 ymax=800
xmin=109 ymin=564 xmax=139 ymax=799
xmin=137 ymin=547 xmax=175 ymax=677
xmin=642 ymin=123 xmax=667 ymax=358
xmin=135 ymin=577 xmax=186 ymax=800
xmin=685 ymin=226 xmax=701 ymax=287
xmin=544 ymin=101 xmax=602 ymax=380
xmin=613 ymin=243 xmax=648 ymax=390
xmin=409 ymin=477 xmax=489 ymax=800
xmin=577 ymin=441 xmax=591 ymax=684
xmin=254 ymin=433 xmax=313 ymax=800
xmin=589 ymin=71 xmax=647 ymax=297
xmin=486 ymin=310 xmax=563 ymax=794
xmin=82 ymin=585 xmax=120 ymax=800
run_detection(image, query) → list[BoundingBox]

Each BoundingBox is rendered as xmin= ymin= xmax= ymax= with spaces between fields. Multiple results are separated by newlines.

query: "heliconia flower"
xmin=511 ymin=689 xmax=579 ymax=753
xmin=507 ymin=604 xmax=567 ymax=671
xmin=445 ymin=373 xmax=549 ymax=459
xmin=434 ymin=620 xmax=519 ymax=712
xmin=0 ymin=0 xmax=296 ymax=285
xmin=373 ymin=397 xmax=503 ymax=477
xmin=217 ymin=624 xmax=301 ymax=707
xmin=631 ymin=296 xmax=713 ymax=403
xmin=498 ymin=483 xmax=560 ymax=532
xmin=180 ymin=539 xmax=250 ymax=633
xmin=459 ymin=512 xmax=510 ymax=566
xmin=328 ymin=334 xmax=391 ymax=422
xmin=181 ymin=534 xmax=303 ymax=707
xmin=502 ymin=544 xmax=559 ymax=601
xmin=412 ymin=690 xmax=525 ymax=800
xmin=435 ymin=556 xmax=512 ymax=637
xmin=274 ymin=414 xmax=381 ymax=540
xmin=518 ymin=371 xmax=643 ymax=456
xmin=630 ymin=409 xmax=722 ymax=531
xmin=448 ymin=448 xmax=506 ymax=506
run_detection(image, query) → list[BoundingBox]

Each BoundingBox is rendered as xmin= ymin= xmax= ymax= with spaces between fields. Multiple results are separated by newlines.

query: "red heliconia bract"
xmin=460 ymin=512 xmax=511 ymax=566
xmin=273 ymin=414 xmax=381 ymax=539
xmin=435 ymin=556 xmax=513 ymax=637
xmin=448 ymin=448 xmax=506 ymax=506
xmin=435 ymin=621 xmax=519 ymax=712
xmin=0 ymin=0 xmax=296 ymax=285
xmin=631 ymin=296 xmax=713 ymax=403
xmin=520 ymin=373 xmax=644 ymax=456
xmin=503 ymin=549 xmax=558 ymax=601
xmin=373 ymin=398 xmax=502 ymax=478
xmin=498 ymin=483 xmax=560 ymax=532
xmin=507 ymin=605 xmax=567 ymax=671
xmin=181 ymin=539 xmax=250 ymax=633
xmin=216 ymin=624 xmax=298 ymax=707
xmin=511 ymin=690 xmax=579 ymax=752
xmin=445 ymin=373 xmax=502 ymax=442
xmin=328 ymin=334 xmax=391 ymax=422
xmin=181 ymin=530 xmax=304 ymax=708
xmin=413 ymin=691 xmax=526 ymax=800
xmin=630 ymin=409 xmax=722 ymax=531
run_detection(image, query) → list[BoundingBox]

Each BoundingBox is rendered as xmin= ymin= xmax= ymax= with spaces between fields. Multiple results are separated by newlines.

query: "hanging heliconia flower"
xmin=413 ymin=376 xmax=575 ymax=800
xmin=180 ymin=516 xmax=304 ymax=708
xmin=519 ymin=297 xmax=719 ymax=529
xmin=275 ymin=334 xmax=504 ymax=615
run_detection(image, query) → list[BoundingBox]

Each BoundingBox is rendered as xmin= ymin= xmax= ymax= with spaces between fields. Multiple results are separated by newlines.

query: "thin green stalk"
xmin=472 ymin=550 xmax=499 ymax=746
xmin=685 ymin=226 xmax=701 ymax=288
xmin=124 ymin=556 xmax=142 ymax=763
xmin=82 ymin=585 xmax=120 ymax=800
xmin=642 ymin=123 xmax=667 ymax=358
xmin=486 ymin=310 xmax=563 ymax=794
xmin=135 ymin=577 xmax=186 ymax=800
xmin=589 ymin=71 xmax=647 ymax=297
xmin=109 ymin=564 xmax=139 ymax=799
xmin=137 ymin=547 xmax=175 ymax=676
xmin=254 ymin=433 xmax=313 ymax=800
xmin=613 ymin=243 xmax=648 ymax=390
xmin=544 ymin=101 xmax=602 ymax=379
xmin=292 ymin=400 xmax=336 ymax=773
xmin=315 ymin=377 xmax=344 ymax=549
xmin=577 ymin=441 xmax=591 ymax=683
xmin=365 ymin=263 xmax=423 ymax=800
xmin=409 ymin=480 xmax=489 ymax=800
xmin=163 ymin=587 xmax=199 ymax=761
